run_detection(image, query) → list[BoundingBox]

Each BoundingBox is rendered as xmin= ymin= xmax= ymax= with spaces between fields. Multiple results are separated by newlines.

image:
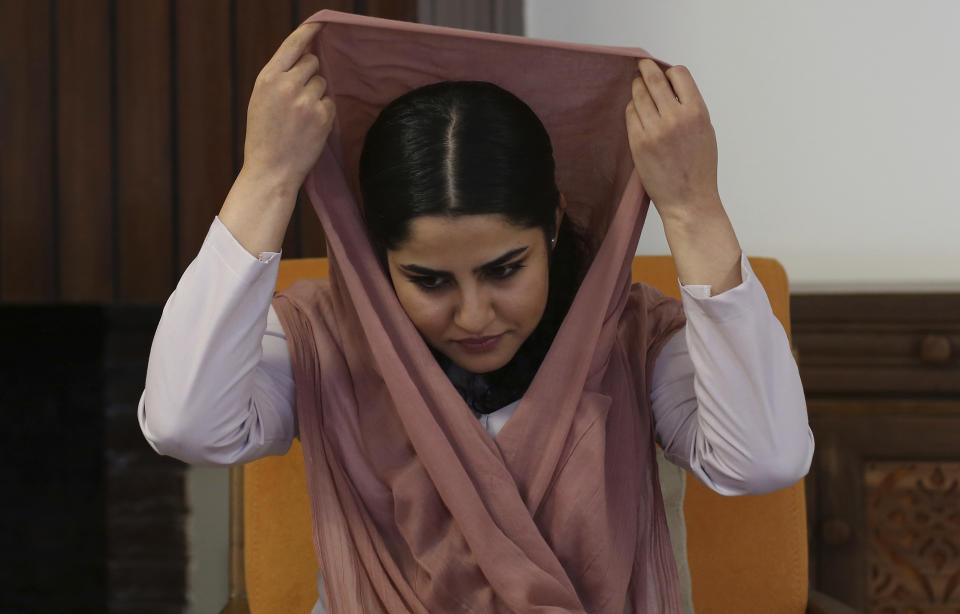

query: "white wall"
xmin=526 ymin=0 xmax=960 ymax=291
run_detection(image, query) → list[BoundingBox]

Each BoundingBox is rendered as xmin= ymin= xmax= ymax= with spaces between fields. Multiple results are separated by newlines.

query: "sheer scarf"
xmin=271 ymin=11 xmax=687 ymax=612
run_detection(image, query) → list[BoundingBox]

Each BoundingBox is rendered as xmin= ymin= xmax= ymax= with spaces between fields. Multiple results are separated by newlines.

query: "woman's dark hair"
xmin=358 ymin=81 xmax=590 ymax=412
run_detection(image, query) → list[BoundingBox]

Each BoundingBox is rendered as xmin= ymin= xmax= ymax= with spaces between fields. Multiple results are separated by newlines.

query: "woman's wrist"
xmin=236 ymin=164 xmax=303 ymax=202
xmin=218 ymin=167 xmax=301 ymax=257
xmin=655 ymin=192 xmax=723 ymax=230
xmin=660 ymin=197 xmax=743 ymax=294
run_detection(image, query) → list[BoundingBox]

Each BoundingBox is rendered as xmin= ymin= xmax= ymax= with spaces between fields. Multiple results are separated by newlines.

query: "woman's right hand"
xmin=219 ymin=23 xmax=336 ymax=257
xmin=243 ymin=23 xmax=336 ymax=189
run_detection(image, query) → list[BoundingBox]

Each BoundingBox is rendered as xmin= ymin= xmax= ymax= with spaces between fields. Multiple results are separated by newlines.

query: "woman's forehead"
xmin=388 ymin=214 xmax=542 ymax=266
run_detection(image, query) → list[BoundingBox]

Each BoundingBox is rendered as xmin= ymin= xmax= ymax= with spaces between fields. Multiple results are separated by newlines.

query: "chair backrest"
xmin=240 ymin=256 xmax=808 ymax=614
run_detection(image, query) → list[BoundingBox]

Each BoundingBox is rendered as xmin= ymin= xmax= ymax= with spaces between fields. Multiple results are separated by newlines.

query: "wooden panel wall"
xmin=0 ymin=1 xmax=55 ymax=301
xmin=792 ymin=293 xmax=960 ymax=609
xmin=0 ymin=0 xmax=415 ymax=304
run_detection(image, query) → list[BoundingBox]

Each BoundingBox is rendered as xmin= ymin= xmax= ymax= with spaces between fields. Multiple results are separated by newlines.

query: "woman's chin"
xmin=443 ymin=343 xmax=517 ymax=374
xmin=449 ymin=353 xmax=509 ymax=374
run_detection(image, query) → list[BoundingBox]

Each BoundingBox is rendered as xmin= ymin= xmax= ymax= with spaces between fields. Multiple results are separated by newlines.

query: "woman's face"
xmin=386 ymin=214 xmax=551 ymax=374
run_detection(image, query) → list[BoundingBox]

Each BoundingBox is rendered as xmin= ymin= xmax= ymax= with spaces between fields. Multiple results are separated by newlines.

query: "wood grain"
xmin=175 ymin=0 xmax=234 ymax=273
xmin=793 ymin=294 xmax=960 ymax=396
xmin=810 ymin=403 xmax=960 ymax=610
xmin=0 ymin=0 xmax=55 ymax=301
xmin=57 ymin=0 xmax=114 ymax=301
xmin=363 ymin=0 xmax=416 ymax=21
xmin=297 ymin=0 xmax=354 ymax=19
xmin=116 ymin=0 xmax=173 ymax=302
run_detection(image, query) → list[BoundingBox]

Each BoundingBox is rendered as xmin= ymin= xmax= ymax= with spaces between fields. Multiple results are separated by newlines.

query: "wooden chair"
xmin=221 ymin=256 xmax=857 ymax=614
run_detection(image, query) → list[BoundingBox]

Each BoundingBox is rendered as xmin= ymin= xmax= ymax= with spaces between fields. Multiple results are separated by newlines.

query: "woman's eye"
xmin=487 ymin=263 xmax=524 ymax=280
xmin=411 ymin=276 xmax=449 ymax=291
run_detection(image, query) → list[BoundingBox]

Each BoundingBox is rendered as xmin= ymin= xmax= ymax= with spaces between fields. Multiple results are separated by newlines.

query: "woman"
xmin=139 ymin=22 xmax=812 ymax=612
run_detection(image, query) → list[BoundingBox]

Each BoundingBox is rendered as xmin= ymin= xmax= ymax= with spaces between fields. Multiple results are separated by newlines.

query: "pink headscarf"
xmin=271 ymin=11 xmax=686 ymax=612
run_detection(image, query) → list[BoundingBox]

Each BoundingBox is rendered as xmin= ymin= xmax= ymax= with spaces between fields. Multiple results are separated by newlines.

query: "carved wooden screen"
xmin=795 ymin=293 xmax=960 ymax=613
xmin=866 ymin=461 xmax=960 ymax=611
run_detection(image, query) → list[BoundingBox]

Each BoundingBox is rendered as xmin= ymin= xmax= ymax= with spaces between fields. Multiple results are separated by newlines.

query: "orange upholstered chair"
xmin=220 ymin=256 xmax=857 ymax=614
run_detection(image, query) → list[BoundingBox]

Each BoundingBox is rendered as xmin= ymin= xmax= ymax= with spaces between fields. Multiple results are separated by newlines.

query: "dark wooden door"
xmin=0 ymin=0 xmax=415 ymax=305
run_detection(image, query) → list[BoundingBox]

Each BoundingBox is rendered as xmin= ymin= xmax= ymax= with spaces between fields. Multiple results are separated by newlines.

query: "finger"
xmin=664 ymin=65 xmax=704 ymax=108
xmin=288 ymin=53 xmax=320 ymax=85
xmin=267 ymin=23 xmax=321 ymax=73
xmin=625 ymin=100 xmax=644 ymax=136
xmin=303 ymin=73 xmax=328 ymax=100
xmin=630 ymin=75 xmax=660 ymax=128
xmin=637 ymin=58 xmax=679 ymax=114
xmin=313 ymin=96 xmax=337 ymax=138
xmin=318 ymin=96 xmax=337 ymax=125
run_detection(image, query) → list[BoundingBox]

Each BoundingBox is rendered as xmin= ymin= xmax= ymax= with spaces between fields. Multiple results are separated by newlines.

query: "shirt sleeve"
xmin=137 ymin=216 xmax=297 ymax=466
xmin=650 ymin=254 xmax=815 ymax=496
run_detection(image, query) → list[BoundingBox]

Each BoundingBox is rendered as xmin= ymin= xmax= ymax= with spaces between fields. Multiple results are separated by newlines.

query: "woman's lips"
xmin=454 ymin=333 xmax=505 ymax=354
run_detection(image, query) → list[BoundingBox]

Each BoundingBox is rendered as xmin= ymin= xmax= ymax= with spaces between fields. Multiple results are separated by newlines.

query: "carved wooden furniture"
xmin=794 ymin=294 xmax=960 ymax=613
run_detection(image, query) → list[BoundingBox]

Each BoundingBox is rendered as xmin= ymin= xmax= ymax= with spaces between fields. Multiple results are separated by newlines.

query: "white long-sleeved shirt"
xmin=138 ymin=217 xmax=814 ymax=496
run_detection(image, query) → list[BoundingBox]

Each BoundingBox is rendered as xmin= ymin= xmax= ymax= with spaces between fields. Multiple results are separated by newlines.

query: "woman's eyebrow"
xmin=399 ymin=246 xmax=528 ymax=276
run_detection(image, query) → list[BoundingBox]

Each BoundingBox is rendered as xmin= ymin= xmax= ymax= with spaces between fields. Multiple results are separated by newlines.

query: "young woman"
xmin=139 ymin=23 xmax=812 ymax=612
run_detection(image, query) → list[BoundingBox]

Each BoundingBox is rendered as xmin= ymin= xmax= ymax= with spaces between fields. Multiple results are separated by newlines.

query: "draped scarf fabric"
xmin=270 ymin=11 xmax=687 ymax=613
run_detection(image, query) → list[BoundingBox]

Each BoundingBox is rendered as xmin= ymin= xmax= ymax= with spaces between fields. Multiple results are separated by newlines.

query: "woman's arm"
xmin=139 ymin=23 xmax=334 ymax=465
xmin=650 ymin=257 xmax=814 ymax=496
xmin=626 ymin=59 xmax=741 ymax=295
xmin=138 ymin=217 xmax=296 ymax=466
xmin=628 ymin=60 xmax=813 ymax=493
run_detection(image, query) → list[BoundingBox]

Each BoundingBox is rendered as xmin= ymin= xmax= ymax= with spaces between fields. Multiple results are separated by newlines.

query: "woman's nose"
xmin=454 ymin=286 xmax=494 ymax=334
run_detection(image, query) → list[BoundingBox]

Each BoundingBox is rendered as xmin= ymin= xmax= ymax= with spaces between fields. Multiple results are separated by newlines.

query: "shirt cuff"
xmin=208 ymin=216 xmax=282 ymax=280
xmin=678 ymin=254 xmax=767 ymax=322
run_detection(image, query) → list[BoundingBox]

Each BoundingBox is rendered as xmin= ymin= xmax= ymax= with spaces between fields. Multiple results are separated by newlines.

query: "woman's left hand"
xmin=625 ymin=59 xmax=742 ymax=293
xmin=625 ymin=59 xmax=719 ymax=223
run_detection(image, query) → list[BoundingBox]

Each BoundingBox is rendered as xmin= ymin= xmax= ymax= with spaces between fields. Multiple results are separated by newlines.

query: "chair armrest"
xmin=807 ymin=589 xmax=860 ymax=614
xmin=219 ymin=596 xmax=250 ymax=614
